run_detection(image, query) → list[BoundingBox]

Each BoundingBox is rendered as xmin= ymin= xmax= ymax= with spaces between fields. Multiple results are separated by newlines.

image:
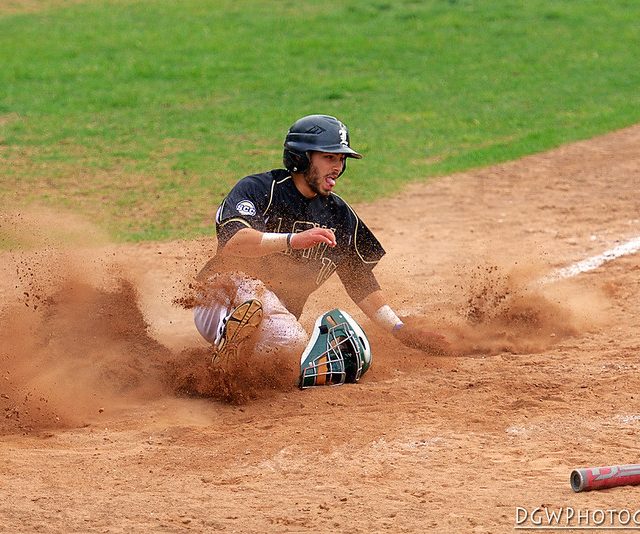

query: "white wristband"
xmin=373 ymin=305 xmax=404 ymax=332
xmin=259 ymin=232 xmax=291 ymax=254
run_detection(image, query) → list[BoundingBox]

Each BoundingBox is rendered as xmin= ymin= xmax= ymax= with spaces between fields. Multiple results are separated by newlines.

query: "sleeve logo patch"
xmin=235 ymin=200 xmax=257 ymax=216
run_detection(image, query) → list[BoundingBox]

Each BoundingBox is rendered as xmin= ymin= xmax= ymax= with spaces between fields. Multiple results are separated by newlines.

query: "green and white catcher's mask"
xmin=299 ymin=309 xmax=372 ymax=389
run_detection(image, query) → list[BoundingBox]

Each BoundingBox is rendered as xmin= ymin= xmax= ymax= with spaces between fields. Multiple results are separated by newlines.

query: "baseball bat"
xmin=571 ymin=464 xmax=640 ymax=492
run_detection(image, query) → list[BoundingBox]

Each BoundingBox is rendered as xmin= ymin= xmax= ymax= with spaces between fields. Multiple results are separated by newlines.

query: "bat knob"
xmin=570 ymin=469 xmax=586 ymax=492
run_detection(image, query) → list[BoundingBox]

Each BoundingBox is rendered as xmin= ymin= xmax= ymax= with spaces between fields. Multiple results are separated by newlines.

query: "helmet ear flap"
xmin=338 ymin=158 xmax=347 ymax=177
xmin=283 ymin=148 xmax=310 ymax=173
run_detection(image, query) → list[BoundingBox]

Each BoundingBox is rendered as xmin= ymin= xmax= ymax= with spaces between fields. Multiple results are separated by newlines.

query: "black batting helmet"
xmin=283 ymin=114 xmax=362 ymax=175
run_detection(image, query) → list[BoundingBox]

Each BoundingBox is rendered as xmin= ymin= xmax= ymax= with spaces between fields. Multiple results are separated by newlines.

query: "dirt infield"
xmin=1 ymin=125 xmax=639 ymax=532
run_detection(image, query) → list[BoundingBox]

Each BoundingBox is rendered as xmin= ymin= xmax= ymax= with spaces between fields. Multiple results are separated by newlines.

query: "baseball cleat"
xmin=213 ymin=299 xmax=263 ymax=362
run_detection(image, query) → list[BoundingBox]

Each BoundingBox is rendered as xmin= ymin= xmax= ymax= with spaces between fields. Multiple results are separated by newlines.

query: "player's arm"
xmin=220 ymin=227 xmax=337 ymax=257
xmin=357 ymin=290 xmax=452 ymax=356
xmin=357 ymin=290 xmax=402 ymax=330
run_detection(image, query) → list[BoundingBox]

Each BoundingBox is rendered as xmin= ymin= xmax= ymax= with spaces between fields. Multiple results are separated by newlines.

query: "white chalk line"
xmin=541 ymin=235 xmax=640 ymax=284
xmin=397 ymin=235 xmax=640 ymax=315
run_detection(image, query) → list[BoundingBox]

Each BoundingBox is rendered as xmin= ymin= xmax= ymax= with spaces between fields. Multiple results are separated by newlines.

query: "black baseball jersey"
xmin=200 ymin=169 xmax=385 ymax=318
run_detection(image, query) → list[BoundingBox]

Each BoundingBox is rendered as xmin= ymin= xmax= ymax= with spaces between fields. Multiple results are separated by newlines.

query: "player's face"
xmin=304 ymin=152 xmax=346 ymax=197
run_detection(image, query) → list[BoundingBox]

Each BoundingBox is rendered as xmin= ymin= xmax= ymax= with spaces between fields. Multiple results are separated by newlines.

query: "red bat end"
xmin=571 ymin=464 xmax=640 ymax=492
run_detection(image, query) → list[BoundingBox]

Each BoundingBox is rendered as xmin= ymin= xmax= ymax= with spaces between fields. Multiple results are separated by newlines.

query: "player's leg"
xmin=194 ymin=272 xmax=307 ymax=360
xmin=251 ymin=304 xmax=308 ymax=359
xmin=195 ymin=298 xmax=263 ymax=356
xmin=193 ymin=272 xmax=258 ymax=356
xmin=234 ymin=275 xmax=308 ymax=358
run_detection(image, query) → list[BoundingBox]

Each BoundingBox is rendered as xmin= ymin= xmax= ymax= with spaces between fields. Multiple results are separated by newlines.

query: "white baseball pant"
xmin=193 ymin=273 xmax=308 ymax=358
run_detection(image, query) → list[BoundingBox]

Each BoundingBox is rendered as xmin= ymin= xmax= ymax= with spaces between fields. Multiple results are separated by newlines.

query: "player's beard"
xmin=304 ymin=165 xmax=333 ymax=197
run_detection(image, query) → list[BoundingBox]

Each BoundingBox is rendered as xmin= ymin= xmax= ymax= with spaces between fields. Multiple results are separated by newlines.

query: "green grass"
xmin=1 ymin=0 xmax=639 ymax=241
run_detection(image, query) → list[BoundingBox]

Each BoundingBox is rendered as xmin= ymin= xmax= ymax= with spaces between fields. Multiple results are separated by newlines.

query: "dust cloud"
xmin=0 ymin=209 xmax=611 ymax=434
xmin=0 ymin=208 xmax=175 ymax=434
xmin=168 ymin=346 xmax=297 ymax=405
xmin=0 ymin=209 xmax=300 ymax=433
xmin=416 ymin=260 xmax=611 ymax=356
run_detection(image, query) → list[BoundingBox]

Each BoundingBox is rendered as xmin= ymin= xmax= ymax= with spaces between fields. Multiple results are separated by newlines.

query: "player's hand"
xmin=290 ymin=228 xmax=337 ymax=250
xmin=393 ymin=324 xmax=453 ymax=356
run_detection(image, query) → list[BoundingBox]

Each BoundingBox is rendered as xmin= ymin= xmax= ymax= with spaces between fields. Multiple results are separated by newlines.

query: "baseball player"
xmin=193 ymin=114 xmax=450 ymax=386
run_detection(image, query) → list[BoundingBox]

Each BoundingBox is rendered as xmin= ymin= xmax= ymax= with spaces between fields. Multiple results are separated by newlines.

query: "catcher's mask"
xmin=299 ymin=308 xmax=372 ymax=389
xmin=283 ymin=114 xmax=362 ymax=176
